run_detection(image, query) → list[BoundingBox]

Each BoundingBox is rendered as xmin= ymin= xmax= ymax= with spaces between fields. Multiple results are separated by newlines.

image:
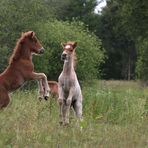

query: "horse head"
xmin=9 ymin=31 xmax=45 ymax=64
xmin=61 ymin=41 xmax=77 ymax=62
xmin=21 ymin=31 xmax=44 ymax=55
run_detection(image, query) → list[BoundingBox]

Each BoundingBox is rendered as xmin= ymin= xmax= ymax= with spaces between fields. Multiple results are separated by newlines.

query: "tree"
xmin=0 ymin=0 xmax=104 ymax=81
xmin=119 ymin=0 xmax=148 ymax=80
xmin=94 ymin=0 xmax=136 ymax=79
xmin=56 ymin=0 xmax=99 ymax=31
xmin=0 ymin=0 xmax=54 ymax=71
xmin=110 ymin=0 xmax=148 ymax=80
xmin=0 ymin=0 xmax=54 ymax=48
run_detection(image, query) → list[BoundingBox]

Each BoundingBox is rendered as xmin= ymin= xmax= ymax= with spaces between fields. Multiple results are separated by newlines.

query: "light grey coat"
xmin=58 ymin=42 xmax=83 ymax=125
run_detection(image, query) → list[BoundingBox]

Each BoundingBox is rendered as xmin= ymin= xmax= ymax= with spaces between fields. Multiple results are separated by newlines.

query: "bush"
xmin=34 ymin=20 xmax=104 ymax=81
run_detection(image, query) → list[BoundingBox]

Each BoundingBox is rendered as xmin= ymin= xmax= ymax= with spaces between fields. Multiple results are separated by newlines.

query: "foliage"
xmin=0 ymin=0 xmax=147 ymax=80
xmin=0 ymin=0 xmax=55 ymax=73
xmin=0 ymin=0 xmax=104 ymax=81
xmin=119 ymin=0 xmax=148 ymax=39
xmin=58 ymin=0 xmax=97 ymax=20
xmin=95 ymin=0 xmax=137 ymax=79
xmin=34 ymin=20 xmax=104 ymax=80
xmin=136 ymin=38 xmax=148 ymax=80
xmin=115 ymin=0 xmax=148 ymax=81
xmin=0 ymin=0 xmax=54 ymax=48
xmin=0 ymin=46 xmax=9 ymax=73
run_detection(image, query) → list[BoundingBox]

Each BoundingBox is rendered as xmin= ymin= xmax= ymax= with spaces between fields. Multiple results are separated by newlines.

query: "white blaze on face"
xmin=65 ymin=45 xmax=71 ymax=49
xmin=62 ymin=50 xmax=67 ymax=55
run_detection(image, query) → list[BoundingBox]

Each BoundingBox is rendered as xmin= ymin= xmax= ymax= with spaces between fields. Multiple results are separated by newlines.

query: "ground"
xmin=0 ymin=80 xmax=148 ymax=147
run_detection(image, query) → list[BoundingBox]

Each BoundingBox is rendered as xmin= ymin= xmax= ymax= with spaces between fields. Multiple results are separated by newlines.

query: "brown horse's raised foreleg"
xmin=0 ymin=91 xmax=10 ymax=108
xmin=29 ymin=72 xmax=50 ymax=100
xmin=38 ymin=79 xmax=44 ymax=101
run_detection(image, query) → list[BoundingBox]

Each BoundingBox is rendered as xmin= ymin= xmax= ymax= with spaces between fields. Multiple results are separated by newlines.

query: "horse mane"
xmin=68 ymin=41 xmax=77 ymax=69
xmin=9 ymin=31 xmax=33 ymax=65
xmin=73 ymin=50 xmax=77 ymax=69
xmin=62 ymin=41 xmax=78 ymax=69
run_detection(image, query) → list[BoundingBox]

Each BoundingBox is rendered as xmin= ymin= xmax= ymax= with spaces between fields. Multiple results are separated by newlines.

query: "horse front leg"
xmin=41 ymin=77 xmax=50 ymax=100
xmin=64 ymin=88 xmax=74 ymax=125
xmin=0 ymin=91 xmax=10 ymax=108
xmin=58 ymin=85 xmax=64 ymax=124
xmin=29 ymin=72 xmax=50 ymax=100
xmin=38 ymin=79 xmax=44 ymax=101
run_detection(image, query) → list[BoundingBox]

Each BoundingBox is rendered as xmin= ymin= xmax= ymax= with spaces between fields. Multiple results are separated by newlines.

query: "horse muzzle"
xmin=39 ymin=48 xmax=45 ymax=54
xmin=61 ymin=53 xmax=67 ymax=61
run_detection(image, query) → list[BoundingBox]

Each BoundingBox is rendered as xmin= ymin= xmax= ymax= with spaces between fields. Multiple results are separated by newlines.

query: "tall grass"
xmin=0 ymin=81 xmax=148 ymax=147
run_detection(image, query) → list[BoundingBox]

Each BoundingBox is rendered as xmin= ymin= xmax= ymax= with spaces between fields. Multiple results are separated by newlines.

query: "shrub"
xmin=34 ymin=20 xmax=104 ymax=81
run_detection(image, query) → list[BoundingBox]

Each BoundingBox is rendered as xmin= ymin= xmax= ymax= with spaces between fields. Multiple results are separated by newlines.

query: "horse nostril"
xmin=61 ymin=53 xmax=67 ymax=61
xmin=63 ymin=53 xmax=66 ymax=57
xmin=39 ymin=48 xmax=45 ymax=54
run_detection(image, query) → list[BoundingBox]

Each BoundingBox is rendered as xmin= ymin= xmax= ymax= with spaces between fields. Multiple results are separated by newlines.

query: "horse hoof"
xmin=44 ymin=96 xmax=49 ymax=101
xmin=63 ymin=122 xmax=69 ymax=126
xmin=59 ymin=121 xmax=63 ymax=125
xmin=38 ymin=96 xmax=43 ymax=101
xmin=58 ymin=98 xmax=63 ymax=105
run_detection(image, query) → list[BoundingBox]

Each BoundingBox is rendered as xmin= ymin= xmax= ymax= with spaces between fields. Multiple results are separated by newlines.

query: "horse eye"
xmin=33 ymin=38 xmax=37 ymax=43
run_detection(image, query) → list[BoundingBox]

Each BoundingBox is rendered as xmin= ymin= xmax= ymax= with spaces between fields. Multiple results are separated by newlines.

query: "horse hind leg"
xmin=72 ymin=100 xmax=83 ymax=121
xmin=62 ymin=102 xmax=70 ymax=125
xmin=0 ymin=92 xmax=10 ymax=108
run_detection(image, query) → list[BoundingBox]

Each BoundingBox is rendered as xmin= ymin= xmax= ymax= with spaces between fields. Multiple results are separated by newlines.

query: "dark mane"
xmin=66 ymin=41 xmax=77 ymax=69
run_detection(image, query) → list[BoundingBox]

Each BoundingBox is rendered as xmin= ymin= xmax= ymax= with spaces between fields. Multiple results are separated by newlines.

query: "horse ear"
xmin=21 ymin=32 xmax=24 ymax=36
xmin=20 ymin=32 xmax=25 ymax=44
xmin=61 ymin=43 xmax=66 ymax=48
xmin=73 ymin=42 xmax=77 ymax=49
xmin=30 ymin=31 xmax=35 ymax=38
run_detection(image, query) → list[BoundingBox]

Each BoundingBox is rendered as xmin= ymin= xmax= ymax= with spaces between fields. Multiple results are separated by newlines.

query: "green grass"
xmin=0 ymin=80 xmax=148 ymax=148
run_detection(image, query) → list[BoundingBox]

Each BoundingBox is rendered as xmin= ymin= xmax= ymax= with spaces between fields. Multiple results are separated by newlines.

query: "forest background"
xmin=0 ymin=0 xmax=147 ymax=82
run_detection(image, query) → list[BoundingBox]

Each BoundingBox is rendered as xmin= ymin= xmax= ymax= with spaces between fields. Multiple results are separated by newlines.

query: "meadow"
xmin=0 ymin=80 xmax=148 ymax=148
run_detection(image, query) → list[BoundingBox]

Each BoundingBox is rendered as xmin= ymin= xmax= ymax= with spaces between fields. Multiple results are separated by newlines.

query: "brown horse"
xmin=48 ymin=81 xmax=59 ymax=99
xmin=38 ymin=80 xmax=59 ymax=100
xmin=0 ymin=31 xmax=50 ymax=108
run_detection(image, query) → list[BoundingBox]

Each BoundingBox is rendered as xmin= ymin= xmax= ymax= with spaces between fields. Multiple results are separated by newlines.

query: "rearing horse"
xmin=0 ymin=31 xmax=50 ymax=108
xmin=58 ymin=41 xmax=83 ymax=125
